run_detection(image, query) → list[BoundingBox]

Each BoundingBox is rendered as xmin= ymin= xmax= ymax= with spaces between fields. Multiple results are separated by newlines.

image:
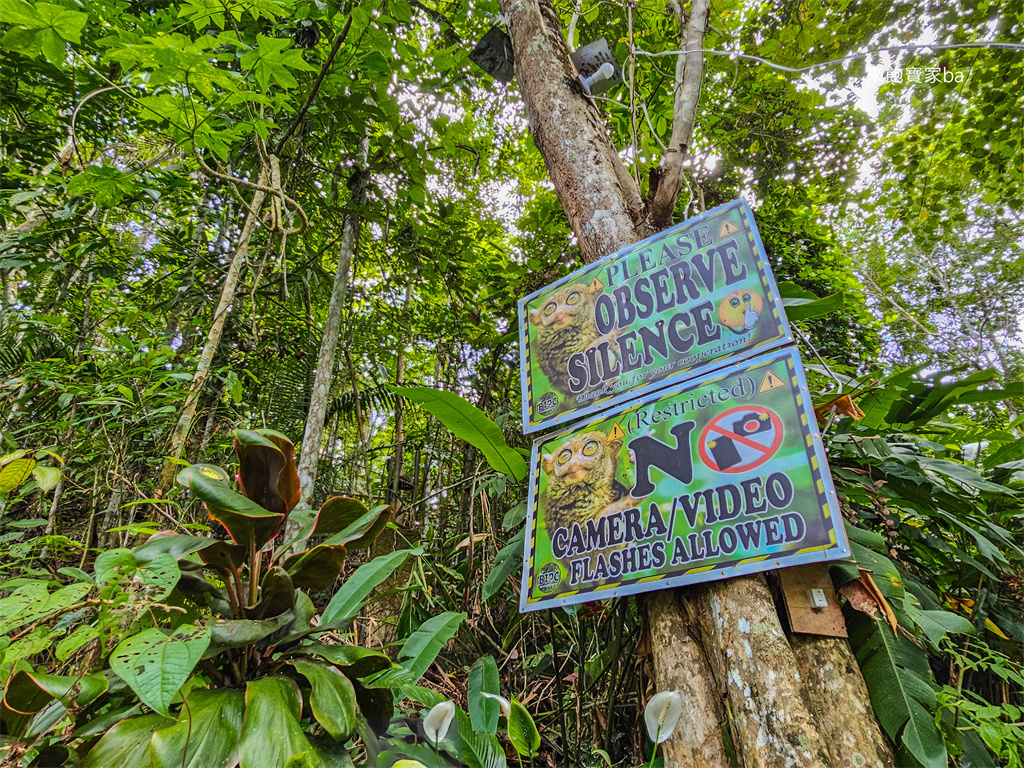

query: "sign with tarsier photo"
xmin=519 ymin=347 xmax=850 ymax=612
xmin=518 ymin=200 xmax=792 ymax=434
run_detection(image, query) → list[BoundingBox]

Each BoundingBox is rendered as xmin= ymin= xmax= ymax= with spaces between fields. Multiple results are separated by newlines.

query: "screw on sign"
xmin=698 ymin=405 xmax=783 ymax=472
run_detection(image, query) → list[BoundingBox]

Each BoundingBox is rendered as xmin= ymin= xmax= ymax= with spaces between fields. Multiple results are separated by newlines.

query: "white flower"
xmin=481 ymin=691 xmax=511 ymax=717
xmin=644 ymin=690 xmax=684 ymax=744
xmin=423 ymin=700 xmax=456 ymax=745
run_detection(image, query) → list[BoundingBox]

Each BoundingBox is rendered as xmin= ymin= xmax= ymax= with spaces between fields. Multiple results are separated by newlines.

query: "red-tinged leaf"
xmin=233 ymin=430 xmax=292 ymax=515
xmin=283 ymin=544 xmax=347 ymax=590
xmin=183 ymin=469 xmax=285 ymax=549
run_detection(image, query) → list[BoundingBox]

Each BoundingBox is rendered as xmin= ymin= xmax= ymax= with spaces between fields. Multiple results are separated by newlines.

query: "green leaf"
xmin=283 ymin=543 xmax=347 ymax=590
xmin=507 ymin=698 xmax=540 ymax=757
xmin=297 ymin=643 xmax=393 ymax=679
xmin=95 ymin=549 xmax=180 ymax=599
xmin=0 ymin=457 xmax=36 ymax=492
xmin=467 ymin=656 xmax=500 ymax=734
xmin=320 ymin=502 xmax=390 ymax=550
xmin=849 ymin=609 xmax=946 ymax=768
xmin=66 ymin=165 xmax=136 ymax=207
xmin=179 ymin=468 xmax=285 ymax=548
xmin=289 ymin=659 xmax=357 ymax=740
xmin=81 ymin=714 xmax=173 ymax=768
xmin=239 ymin=34 xmax=317 ymax=92
xmin=451 ymin=708 xmax=507 ymax=768
xmin=392 ymin=386 xmax=527 ymax=481
xmin=109 ymin=625 xmax=211 ymax=716
xmin=779 ymin=285 xmax=844 ymax=321
xmin=208 ymin=614 xmax=294 ymax=651
xmin=150 ymin=689 xmax=244 ymax=768
xmin=0 ymin=583 xmax=91 ymax=635
xmin=319 ymin=548 xmax=417 ymax=628
xmin=31 ymin=465 xmax=60 ymax=492
xmin=905 ymin=605 xmax=974 ymax=646
xmin=239 ymin=677 xmax=314 ymax=768
xmin=399 ymin=611 xmax=465 ymax=683
xmin=482 ymin=530 xmax=524 ymax=602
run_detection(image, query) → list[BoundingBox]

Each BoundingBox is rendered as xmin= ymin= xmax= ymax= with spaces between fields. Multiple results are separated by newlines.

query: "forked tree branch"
xmin=647 ymin=0 xmax=709 ymax=227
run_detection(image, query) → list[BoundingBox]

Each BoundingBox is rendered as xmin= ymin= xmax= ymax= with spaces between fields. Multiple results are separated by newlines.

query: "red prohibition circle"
xmin=698 ymin=405 xmax=784 ymax=473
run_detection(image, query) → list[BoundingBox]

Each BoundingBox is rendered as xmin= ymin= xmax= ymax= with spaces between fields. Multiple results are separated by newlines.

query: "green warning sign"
xmin=520 ymin=347 xmax=849 ymax=612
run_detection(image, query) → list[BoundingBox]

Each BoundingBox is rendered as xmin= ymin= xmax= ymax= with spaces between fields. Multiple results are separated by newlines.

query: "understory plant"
xmin=0 ymin=429 xmax=522 ymax=767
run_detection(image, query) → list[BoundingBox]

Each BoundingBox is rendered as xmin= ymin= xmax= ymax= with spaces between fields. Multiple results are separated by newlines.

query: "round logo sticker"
xmin=537 ymin=392 xmax=559 ymax=416
xmin=537 ymin=562 xmax=562 ymax=594
xmin=698 ymin=405 xmax=783 ymax=473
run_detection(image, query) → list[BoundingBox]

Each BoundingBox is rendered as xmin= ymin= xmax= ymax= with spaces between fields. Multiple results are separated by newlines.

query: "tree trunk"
xmin=158 ymin=175 xmax=268 ymax=489
xmin=646 ymin=590 xmax=730 ymax=767
xmin=499 ymin=0 xmax=893 ymax=765
xmin=790 ymin=635 xmax=896 ymax=768
xmin=296 ymin=143 xmax=369 ymax=511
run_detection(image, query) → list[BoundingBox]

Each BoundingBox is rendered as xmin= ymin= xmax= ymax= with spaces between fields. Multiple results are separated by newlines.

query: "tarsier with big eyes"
xmin=529 ymin=282 xmax=620 ymax=398
xmin=540 ymin=430 xmax=638 ymax=535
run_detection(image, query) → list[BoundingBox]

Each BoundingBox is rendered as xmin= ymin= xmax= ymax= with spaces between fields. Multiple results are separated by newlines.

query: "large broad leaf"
xmin=467 ymin=656 xmax=501 ymax=735
xmin=321 ymin=503 xmax=390 ymax=551
xmin=199 ymin=540 xmax=248 ymax=571
xmin=134 ymin=533 xmax=219 ymax=563
xmin=239 ymin=677 xmax=315 ymax=768
xmin=253 ymin=566 xmax=296 ymax=619
xmin=0 ymin=457 xmax=36 ymax=492
xmin=0 ymin=583 xmax=91 ymax=635
xmin=207 ymin=614 xmax=294 ymax=653
xmin=150 ymin=689 xmax=244 ymax=768
xmin=507 ymin=698 xmax=540 ymax=758
xmin=848 ymin=608 xmax=946 ymax=768
xmin=81 ymin=714 xmax=172 ymax=768
xmin=289 ymin=659 xmax=357 ymax=740
xmin=451 ymin=708 xmax=507 ymax=768
xmin=233 ymin=429 xmax=300 ymax=516
xmin=319 ymin=549 xmax=418 ymax=628
xmin=109 ymin=625 xmax=211 ymax=716
xmin=392 ymin=387 xmax=527 ymax=481
xmin=95 ymin=549 xmax=180 ymax=599
xmin=297 ymin=643 xmax=393 ymax=679
xmin=1 ymin=670 xmax=107 ymax=737
xmin=777 ymin=281 xmax=844 ymax=321
xmin=398 ymin=611 xmax=465 ymax=683
xmin=312 ymin=497 xmax=370 ymax=537
xmin=283 ymin=544 xmax=347 ymax=590
xmin=180 ymin=468 xmax=285 ymax=549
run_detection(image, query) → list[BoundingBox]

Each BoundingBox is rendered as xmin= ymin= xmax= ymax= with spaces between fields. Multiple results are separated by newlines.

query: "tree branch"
xmin=648 ymin=0 xmax=709 ymax=227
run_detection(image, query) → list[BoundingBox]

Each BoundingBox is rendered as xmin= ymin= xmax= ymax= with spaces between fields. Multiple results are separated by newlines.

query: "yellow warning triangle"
xmin=759 ymin=370 xmax=786 ymax=393
xmin=718 ymin=220 xmax=740 ymax=238
xmin=590 ymin=277 xmax=605 ymax=292
xmin=609 ymin=423 xmax=626 ymax=440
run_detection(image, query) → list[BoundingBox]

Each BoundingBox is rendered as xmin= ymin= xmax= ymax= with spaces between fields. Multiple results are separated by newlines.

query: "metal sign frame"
xmin=518 ymin=200 xmax=792 ymax=434
xmin=519 ymin=346 xmax=849 ymax=613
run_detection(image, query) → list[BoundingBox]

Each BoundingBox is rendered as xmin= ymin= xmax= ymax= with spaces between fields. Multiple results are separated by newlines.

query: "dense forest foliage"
xmin=1 ymin=0 xmax=1022 ymax=765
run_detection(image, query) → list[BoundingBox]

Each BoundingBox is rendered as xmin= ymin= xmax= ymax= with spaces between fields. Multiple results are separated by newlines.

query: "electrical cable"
xmin=633 ymin=41 xmax=1024 ymax=75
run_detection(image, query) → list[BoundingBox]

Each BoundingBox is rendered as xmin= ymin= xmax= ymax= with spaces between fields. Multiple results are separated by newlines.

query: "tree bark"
xmin=646 ymin=590 xmax=730 ymax=767
xmin=296 ymin=143 xmax=369 ymax=511
xmin=500 ymin=1 xmax=891 ymax=765
xmin=691 ymin=576 xmax=832 ymax=768
xmin=158 ymin=174 xmax=268 ymax=489
xmin=648 ymin=0 xmax=709 ymax=226
xmin=790 ymin=635 xmax=896 ymax=768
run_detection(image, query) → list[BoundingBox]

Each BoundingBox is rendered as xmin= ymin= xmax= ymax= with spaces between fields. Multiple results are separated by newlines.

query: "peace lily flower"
xmin=481 ymin=691 xmax=511 ymax=717
xmin=644 ymin=690 xmax=684 ymax=744
xmin=423 ymin=700 xmax=456 ymax=746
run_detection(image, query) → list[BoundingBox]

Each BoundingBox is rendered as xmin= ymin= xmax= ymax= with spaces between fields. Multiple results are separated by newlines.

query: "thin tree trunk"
xmin=158 ymin=175 xmax=268 ymax=489
xmin=296 ymin=142 xmax=369 ymax=510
